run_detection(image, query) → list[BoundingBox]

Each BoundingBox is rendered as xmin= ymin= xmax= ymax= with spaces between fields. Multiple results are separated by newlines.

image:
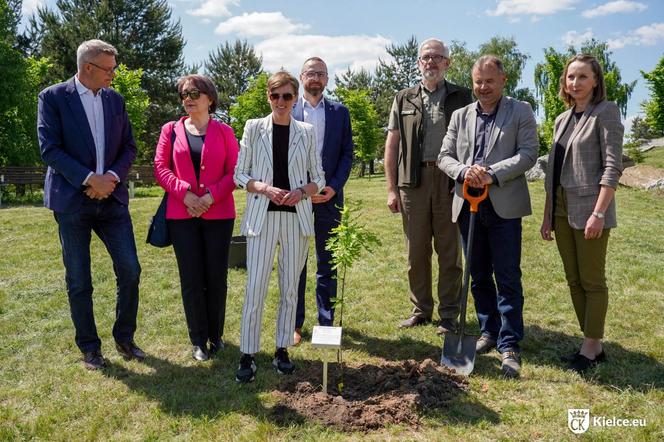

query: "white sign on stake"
xmin=311 ymin=326 xmax=342 ymax=349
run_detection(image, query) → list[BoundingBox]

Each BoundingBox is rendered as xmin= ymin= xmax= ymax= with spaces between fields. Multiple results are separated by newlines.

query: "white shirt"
xmin=302 ymin=97 xmax=326 ymax=157
xmin=75 ymin=76 xmax=118 ymax=185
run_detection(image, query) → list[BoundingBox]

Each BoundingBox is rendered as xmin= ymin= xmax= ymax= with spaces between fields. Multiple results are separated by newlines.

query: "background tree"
xmin=535 ymin=39 xmax=636 ymax=154
xmin=335 ymin=87 xmax=382 ymax=177
xmin=0 ymin=0 xmax=53 ymax=167
xmin=228 ymin=72 xmax=271 ymax=139
xmin=27 ymin=0 xmax=186 ymax=162
xmin=111 ymin=65 xmax=151 ymax=163
xmin=641 ymin=55 xmax=664 ymax=136
xmin=205 ymin=40 xmax=262 ymax=122
xmin=446 ymin=37 xmax=537 ymax=111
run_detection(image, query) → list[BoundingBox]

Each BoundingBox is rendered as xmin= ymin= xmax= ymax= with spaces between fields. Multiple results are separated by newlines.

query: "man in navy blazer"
xmin=292 ymin=57 xmax=353 ymax=341
xmin=38 ymin=39 xmax=145 ymax=370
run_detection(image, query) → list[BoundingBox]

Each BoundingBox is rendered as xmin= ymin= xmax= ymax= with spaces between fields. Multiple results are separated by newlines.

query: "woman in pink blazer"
xmin=154 ymin=74 xmax=239 ymax=361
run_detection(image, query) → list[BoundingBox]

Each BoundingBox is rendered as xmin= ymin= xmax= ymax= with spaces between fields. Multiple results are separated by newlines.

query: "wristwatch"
xmin=298 ymin=187 xmax=308 ymax=200
xmin=592 ymin=211 xmax=605 ymax=219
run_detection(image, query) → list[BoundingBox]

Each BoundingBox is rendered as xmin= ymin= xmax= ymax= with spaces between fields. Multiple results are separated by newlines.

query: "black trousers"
xmin=168 ymin=217 xmax=234 ymax=347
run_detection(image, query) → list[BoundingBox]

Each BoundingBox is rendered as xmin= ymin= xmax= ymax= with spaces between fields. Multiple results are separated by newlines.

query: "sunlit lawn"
xmin=1 ymin=176 xmax=663 ymax=441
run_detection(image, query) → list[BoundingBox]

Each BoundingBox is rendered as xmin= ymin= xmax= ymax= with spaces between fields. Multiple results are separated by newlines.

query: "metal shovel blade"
xmin=441 ymin=332 xmax=478 ymax=376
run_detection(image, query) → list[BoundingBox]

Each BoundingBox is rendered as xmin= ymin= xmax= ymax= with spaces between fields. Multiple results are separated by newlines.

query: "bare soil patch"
xmin=271 ymin=358 xmax=468 ymax=432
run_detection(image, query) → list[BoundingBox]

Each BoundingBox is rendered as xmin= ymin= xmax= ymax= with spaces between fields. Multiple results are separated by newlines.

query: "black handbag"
xmin=146 ymin=122 xmax=177 ymax=248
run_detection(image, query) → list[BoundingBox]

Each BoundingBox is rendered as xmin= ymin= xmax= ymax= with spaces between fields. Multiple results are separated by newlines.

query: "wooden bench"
xmin=126 ymin=165 xmax=156 ymax=198
xmin=0 ymin=165 xmax=157 ymax=205
xmin=0 ymin=166 xmax=47 ymax=206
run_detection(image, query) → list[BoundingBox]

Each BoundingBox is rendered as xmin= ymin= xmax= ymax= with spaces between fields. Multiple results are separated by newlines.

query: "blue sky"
xmin=23 ymin=0 xmax=664 ymax=124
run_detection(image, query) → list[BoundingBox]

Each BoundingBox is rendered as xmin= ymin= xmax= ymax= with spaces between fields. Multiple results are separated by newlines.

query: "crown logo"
xmin=568 ymin=408 xmax=590 ymax=434
xmin=570 ymin=410 xmax=588 ymax=418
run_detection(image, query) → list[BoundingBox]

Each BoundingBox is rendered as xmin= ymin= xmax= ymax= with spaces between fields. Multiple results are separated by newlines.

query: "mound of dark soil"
xmin=271 ymin=358 xmax=468 ymax=432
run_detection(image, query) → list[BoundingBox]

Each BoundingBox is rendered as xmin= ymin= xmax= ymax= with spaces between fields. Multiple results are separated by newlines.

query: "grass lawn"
xmin=643 ymin=146 xmax=664 ymax=169
xmin=1 ymin=177 xmax=663 ymax=441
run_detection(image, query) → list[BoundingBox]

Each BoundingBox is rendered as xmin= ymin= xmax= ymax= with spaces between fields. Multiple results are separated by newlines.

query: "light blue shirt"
xmin=302 ymin=97 xmax=326 ymax=157
xmin=75 ymin=76 xmax=118 ymax=185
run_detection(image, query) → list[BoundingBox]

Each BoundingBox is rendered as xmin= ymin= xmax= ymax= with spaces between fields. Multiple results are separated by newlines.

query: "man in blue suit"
xmin=38 ymin=39 xmax=145 ymax=370
xmin=293 ymin=57 xmax=354 ymax=343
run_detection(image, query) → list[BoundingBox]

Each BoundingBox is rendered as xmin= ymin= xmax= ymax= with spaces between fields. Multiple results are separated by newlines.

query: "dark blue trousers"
xmin=457 ymin=198 xmax=524 ymax=353
xmin=295 ymin=201 xmax=340 ymax=328
xmin=54 ymin=198 xmax=141 ymax=353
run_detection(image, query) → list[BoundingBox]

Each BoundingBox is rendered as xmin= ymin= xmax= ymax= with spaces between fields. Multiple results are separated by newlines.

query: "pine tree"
xmin=205 ymin=40 xmax=262 ymax=121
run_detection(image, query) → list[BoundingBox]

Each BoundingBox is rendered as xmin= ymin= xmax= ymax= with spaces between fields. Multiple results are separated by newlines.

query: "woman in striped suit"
xmin=233 ymin=71 xmax=325 ymax=383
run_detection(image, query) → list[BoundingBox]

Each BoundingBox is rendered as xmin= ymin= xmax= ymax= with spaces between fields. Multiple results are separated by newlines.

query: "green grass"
xmin=1 ymin=177 xmax=663 ymax=441
xmin=642 ymin=146 xmax=664 ymax=169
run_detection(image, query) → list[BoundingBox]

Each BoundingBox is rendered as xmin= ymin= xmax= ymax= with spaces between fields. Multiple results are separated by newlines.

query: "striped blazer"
xmin=234 ymin=115 xmax=325 ymax=237
xmin=544 ymin=100 xmax=624 ymax=229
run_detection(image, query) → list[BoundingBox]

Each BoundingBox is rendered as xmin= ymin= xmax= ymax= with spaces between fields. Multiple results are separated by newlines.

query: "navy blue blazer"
xmin=292 ymin=97 xmax=353 ymax=206
xmin=38 ymin=77 xmax=137 ymax=213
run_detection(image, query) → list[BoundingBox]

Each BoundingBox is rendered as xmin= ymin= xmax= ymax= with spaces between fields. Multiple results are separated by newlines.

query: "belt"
xmin=420 ymin=161 xmax=438 ymax=167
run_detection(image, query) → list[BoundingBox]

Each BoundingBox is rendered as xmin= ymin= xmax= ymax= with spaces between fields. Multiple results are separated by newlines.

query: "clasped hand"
xmin=464 ymin=164 xmax=493 ymax=189
xmin=85 ymin=173 xmax=118 ymax=200
xmin=263 ymin=185 xmax=302 ymax=206
xmin=184 ymin=191 xmax=213 ymax=217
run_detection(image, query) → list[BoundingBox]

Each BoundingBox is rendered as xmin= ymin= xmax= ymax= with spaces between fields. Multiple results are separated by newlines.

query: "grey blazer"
xmin=234 ymin=115 xmax=325 ymax=237
xmin=438 ymin=96 xmax=539 ymax=222
xmin=544 ymin=100 xmax=624 ymax=230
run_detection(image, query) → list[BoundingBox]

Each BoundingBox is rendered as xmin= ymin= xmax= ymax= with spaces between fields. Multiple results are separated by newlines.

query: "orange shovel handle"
xmin=463 ymin=181 xmax=489 ymax=213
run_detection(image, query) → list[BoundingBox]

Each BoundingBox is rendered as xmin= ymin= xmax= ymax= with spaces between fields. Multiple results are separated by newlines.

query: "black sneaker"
xmin=273 ymin=347 xmax=295 ymax=374
xmin=235 ymin=353 xmax=256 ymax=383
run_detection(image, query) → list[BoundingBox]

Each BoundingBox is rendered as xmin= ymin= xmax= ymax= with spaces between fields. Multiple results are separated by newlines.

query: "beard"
xmin=305 ymin=83 xmax=323 ymax=96
xmin=421 ymin=69 xmax=444 ymax=82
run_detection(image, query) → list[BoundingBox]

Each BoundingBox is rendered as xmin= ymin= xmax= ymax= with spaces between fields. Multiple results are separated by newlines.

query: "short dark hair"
xmin=558 ymin=54 xmax=606 ymax=108
xmin=267 ymin=71 xmax=299 ymax=95
xmin=176 ymin=74 xmax=219 ymax=114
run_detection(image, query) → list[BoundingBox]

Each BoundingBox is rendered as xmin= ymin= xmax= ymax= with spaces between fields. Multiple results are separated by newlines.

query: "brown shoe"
xmin=501 ymin=351 xmax=521 ymax=378
xmin=293 ymin=328 xmax=302 ymax=346
xmin=398 ymin=315 xmax=431 ymax=329
xmin=436 ymin=318 xmax=459 ymax=335
xmin=475 ymin=335 xmax=497 ymax=354
xmin=82 ymin=350 xmax=106 ymax=370
xmin=115 ymin=341 xmax=146 ymax=361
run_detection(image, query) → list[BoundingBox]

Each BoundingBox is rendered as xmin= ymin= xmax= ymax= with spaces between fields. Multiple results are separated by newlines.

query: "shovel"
xmin=441 ymin=181 xmax=489 ymax=376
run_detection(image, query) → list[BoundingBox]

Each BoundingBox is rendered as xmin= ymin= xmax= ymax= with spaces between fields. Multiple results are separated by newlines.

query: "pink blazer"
xmin=154 ymin=117 xmax=238 ymax=220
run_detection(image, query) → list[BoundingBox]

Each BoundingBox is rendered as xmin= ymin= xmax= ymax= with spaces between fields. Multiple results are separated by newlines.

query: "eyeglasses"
xmin=88 ymin=61 xmax=119 ymax=75
xmin=179 ymin=89 xmax=201 ymax=100
xmin=419 ymin=54 xmax=447 ymax=63
xmin=269 ymin=92 xmax=295 ymax=101
xmin=302 ymin=71 xmax=328 ymax=79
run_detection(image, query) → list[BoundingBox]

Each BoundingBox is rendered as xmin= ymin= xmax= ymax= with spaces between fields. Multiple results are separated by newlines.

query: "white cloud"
xmin=254 ymin=34 xmax=391 ymax=77
xmin=487 ymin=0 xmax=577 ymax=17
xmin=562 ymin=28 xmax=595 ymax=46
xmin=214 ymin=12 xmax=309 ymax=37
xmin=608 ymin=22 xmax=664 ymax=49
xmin=582 ymin=1 xmax=646 ymax=18
xmin=21 ymin=0 xmax=43 ymax=15
xmin=187 ymin=0 xmax=239 ymax=18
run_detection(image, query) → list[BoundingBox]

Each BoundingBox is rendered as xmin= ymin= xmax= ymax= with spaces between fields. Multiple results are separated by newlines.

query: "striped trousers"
xmin=240 ymin=211 xmax=309 ymax=354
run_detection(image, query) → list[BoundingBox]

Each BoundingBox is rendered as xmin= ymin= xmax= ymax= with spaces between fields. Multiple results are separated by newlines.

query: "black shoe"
xmin=561 ymin=349 xmax=606 ymax=364
xmin=209 ymin=340 xmax=224 ymax=357
xmin=436 ymin=318 xmax=458 ymax=335
xmin=475 ymin=335 xmax=497 ymax=354
xmin=568 ymin=351 xmax=607 ymax=373
xmin=398 ymin=315 xmax=431 ymax=329
xmin=192 ymin=345 xmax=209 ymax=361
xmin=235 ymin=353 xmax=257 ymax=383
xmin=273 ymin=347 xmax=295 ymax=375
xmin=115 ymin=341 xmax=146 ymax=361
xmin=501 ymin=351 xmax=521 ymax=378
xmin=560 ymin=350 xmax=580 ymax=363
xmin=82 ymin=350 xmax=107 ymax=370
